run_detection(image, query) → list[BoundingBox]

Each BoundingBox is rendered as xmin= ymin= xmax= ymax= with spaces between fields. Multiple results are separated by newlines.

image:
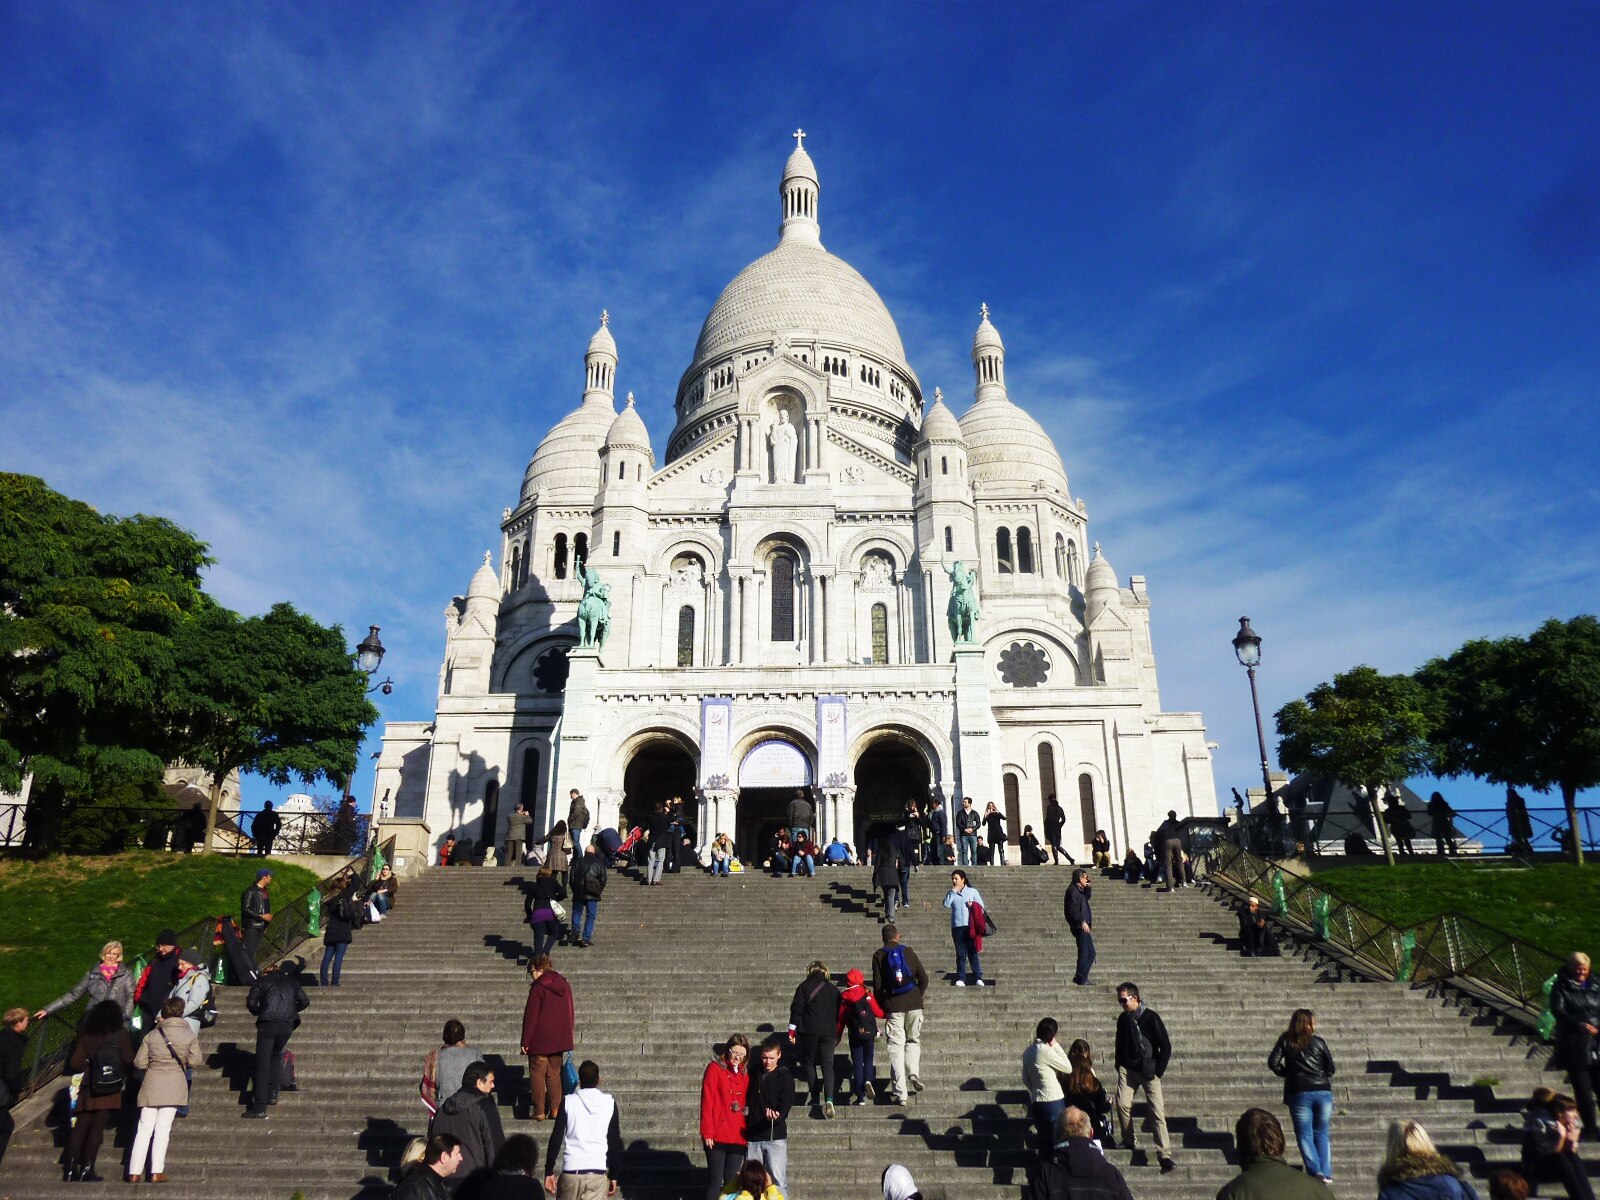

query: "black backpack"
xmin=849 ymin=994 xmax=878 ymax=1040
xmin=86 ymin=1040 xmax=126 ymax=1097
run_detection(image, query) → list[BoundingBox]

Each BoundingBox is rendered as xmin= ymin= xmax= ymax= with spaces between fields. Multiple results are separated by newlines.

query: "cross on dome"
xmin=792 ymin=128 xmax=806 ymax=149
xmin=483 ymin=550 xmax=493 ymax=565
xmin=600 ymin=309 xmax=609 ymax=327
xmin=934 ymin=387 xmax=943 ymax=404
xmin=626 ymin=391 xmax=635 ymax=407
xmin=980 ymin=302 xmax=990 ymax=322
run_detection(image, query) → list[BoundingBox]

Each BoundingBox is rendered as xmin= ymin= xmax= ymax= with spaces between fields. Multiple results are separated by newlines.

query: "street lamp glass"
xmin=1232 ymin=616 xmax=1262 ymax=668
xmin=356 ymin=625 xmax=386 ymax=674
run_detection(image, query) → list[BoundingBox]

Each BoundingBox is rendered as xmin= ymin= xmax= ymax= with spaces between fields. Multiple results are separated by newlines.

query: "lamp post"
xmin=1231 ymin=617 xmax=1275 ymax=809
xmin=348 ymin=626 xmax=392 ymax=852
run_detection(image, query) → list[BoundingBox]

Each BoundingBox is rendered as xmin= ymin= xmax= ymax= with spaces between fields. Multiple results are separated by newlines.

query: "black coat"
xmin=1025 ymin=1138 xmax=1136 ymax=1200
xmin=1061 ymin=1076 xmax=1112 ymax=1141
xmin=324 ymin=883 xmax=360 ymax=946
xmin=393 ymin=1165 xmax=452 ymax=1200
xmin=1064 ymin=884 xmax=1092 ymax=933
xmin=1268 ymin=1033 xmax=1336 ymax=1097
xmin=525 ymin=874 xmax=567 ymax=920
xmin=247 ymin=969 xmax=309 ymax=1025
xmin=430 ymin=1086 xmax=506 ymax=1181
xmin=571 ymin=851 xmax=608 ymax=900
xmin=984 ymin=812 xmax=1006 ymax=842
xmin=0 ymin=1026 xmax=29 ymax=1105
xmin=745 ymin=1064 xmax=794 ymax=1142
xmin=1113 ymin=1004 xmax=1171 ymax=1080
xmin=1551 ymin=969 xmax=1600 ymax=1062
xmin=789 ymin=974 xmax=841 ymax=1038
xmin=873 ymin=844 xmax=904 ymax=889
xmin=1044 ymin=802 xmax=1067 ymax=838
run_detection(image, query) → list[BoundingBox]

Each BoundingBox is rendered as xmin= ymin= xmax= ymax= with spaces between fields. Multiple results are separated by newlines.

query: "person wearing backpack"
xmin=786 ymin=961 xmax=841 ymax=1118
xmin=1112 ymin=981 xmax=1176 ymax=1173
xmin=571 ymin=839 xmax=607 ymax=948
xmin=244 ymin=958 xmax=309 ymax=1118
xmin=63 ymin=998 xmax=133 ymax=1181
xmin=320 ymin=870 xmax=360 ymax=987
xmin=745 ymin=1036 xmax=795 ymax=1193
xmin=127 ymin=996 xmax=203 ymax=1182
xmin=871 ymin=924 xmax=928 ymax=1105
xmin=835 ymin=969 xmax=885 ymax=1106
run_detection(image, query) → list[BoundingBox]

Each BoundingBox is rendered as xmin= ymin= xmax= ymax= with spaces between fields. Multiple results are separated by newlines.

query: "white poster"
xmin=816 ymin=694 xmax=848 ymax=787
xmin=699 ymin=696 xmax=733 ymax=788
xmin=738 ymin=740 xmax=813 ymax=788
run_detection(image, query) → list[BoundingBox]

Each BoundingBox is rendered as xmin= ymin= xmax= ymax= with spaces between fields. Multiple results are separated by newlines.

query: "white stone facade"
xmin=373 ymin=137 xmax=1216 ymax=864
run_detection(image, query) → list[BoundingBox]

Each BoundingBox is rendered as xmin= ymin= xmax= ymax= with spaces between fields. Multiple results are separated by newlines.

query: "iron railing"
xmin=1232 ymin=804 xmax=1600 ymax=859
xmin=0 ymin=801 xmax=370 ymax=857
xmin=1205 ymin=841 xmax=1565 ymax=1033
xmin=13 ymin=835 xmax=395 ymax=1103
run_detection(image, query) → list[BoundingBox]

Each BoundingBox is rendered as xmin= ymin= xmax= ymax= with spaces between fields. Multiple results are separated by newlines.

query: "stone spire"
xmin=780 ymin=130 xmax=821 ymax=248
xmin=584 ymin=310 xmax=617 ymax=401
xmin=971 ymin=303 xmax=1006 ymax=403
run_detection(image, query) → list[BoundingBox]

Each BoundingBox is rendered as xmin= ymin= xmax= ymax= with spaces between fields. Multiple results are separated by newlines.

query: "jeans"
xmin=747 ymin=1139 xmax=788 ymax=1193
xmin=242 ymin=924 xmax=265 ymax=965
xmin=849 ymin=1038 xmax=876 ymax=1098
xmin=958 ymin=833 xmax=978 ymax=865
xmin=712 ymin=856 xmax=730 ymax=876
xmin=647 ymin=845 xmax=667 ymax=883
xmin=881 ymin=885 xmax=899 ymax=921
xmin=885 ymin=1009 xmax=923 ymax=1099
xmin=576 ymin=898 xmax=598 ymax=943
xmin=898 ymin=864 xmax=912 ymax=903
xmin=533 ymin=918 xmax=562 ymax=960
xmin=372 ymin=892 xmax=391 ymax=915
xmin=952 ymin=926 xmax=982 ymax=984
xmin=251 ymin=1020 xmax=293 ymax=1113
xmin=796 ymin=1033 xmax=838 ymax=1105
xmin=1032 ymin=1097 xmax=1066 ymax=1152
xmin=319 ymin=940 xmax=348 ymax=986
xmin=1287 ymin=1089 xmax=1334 ymax=1178
xmin=1072 ymin=927 xmax=1096 ymax=984
xmin=129 ymin=1106 xmax=178 ymax=1176
xmin=1114 ymin=1067 xmax=1171 ymax=1157
xmin=790 ymin=853 xmax=814 ymax=877
xmin=704 ymin=1142 xmax=745 ymax=1200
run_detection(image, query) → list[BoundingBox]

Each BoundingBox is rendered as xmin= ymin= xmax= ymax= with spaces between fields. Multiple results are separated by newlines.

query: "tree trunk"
xmin=1564 ymin=780 xmax=1585 ymax=868
xmin=21 ymin=775 xmax=67 ymax=857
xmin=201 ymin=769 xmax=226 ymax=855
xmin=1370 ymin=781 xmax=1397 ymax=868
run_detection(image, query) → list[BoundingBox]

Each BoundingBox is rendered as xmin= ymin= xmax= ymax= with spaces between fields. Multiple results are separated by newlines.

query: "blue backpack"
xmin=886 ymin=945 xmax=916 ymax=996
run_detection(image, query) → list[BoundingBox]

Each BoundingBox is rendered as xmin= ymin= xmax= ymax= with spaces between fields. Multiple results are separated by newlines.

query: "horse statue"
xmin=576 ymin=564 xmax=611 ymax=649
xmin=946 ymin=560 xmax=981 ymax=644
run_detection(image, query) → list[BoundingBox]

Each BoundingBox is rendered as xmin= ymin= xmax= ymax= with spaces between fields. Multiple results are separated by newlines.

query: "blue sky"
xmin=3 ymin=2 xmax=1597 ymax=818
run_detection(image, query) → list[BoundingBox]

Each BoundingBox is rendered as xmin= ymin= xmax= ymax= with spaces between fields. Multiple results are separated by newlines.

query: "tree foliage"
xmin=1419 ymin=616 xmax=1600 ymax=865
xmin=1275 ymin=666 xmax=1434 ymax=867
xmin=166 ymin=600 xmax=379 ymax=849
xmin=0 ymin=474 xmax=208 ymax=844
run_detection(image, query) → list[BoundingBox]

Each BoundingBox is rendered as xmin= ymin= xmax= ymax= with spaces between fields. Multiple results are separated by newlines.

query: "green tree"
xmin=1420 ymin=616 xmax=1600 ymax=866
xmin=1275 ymin=666 xmax=1434 ymax=867
xmin=0 ymin=474 xmax=208 ymax=849
xmin=166 ymin=600 xmax=379 ymax=853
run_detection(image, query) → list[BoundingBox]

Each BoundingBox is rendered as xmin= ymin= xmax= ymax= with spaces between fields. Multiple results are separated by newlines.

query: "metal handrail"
xmin=1205 ymin=842 xmax=1564 ymax=1032
xmin=0 ymin=801 xmax=369 ymax=856
xmin=1232 ymin=804 xmax=1599 ymax=859
xmin=13 ymin=836 xmax=395 ymax=1102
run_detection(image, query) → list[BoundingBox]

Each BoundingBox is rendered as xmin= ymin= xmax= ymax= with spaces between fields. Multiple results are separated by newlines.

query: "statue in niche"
xmin=946 ymin=560 xmax=981 ymax=644
xmin=767 ymin=406 xmax=799 ymax=484
xmin=861 ymin=554 xmax=893 ymax=590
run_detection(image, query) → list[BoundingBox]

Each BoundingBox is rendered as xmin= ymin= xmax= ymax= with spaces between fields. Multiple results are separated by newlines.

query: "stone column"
xmin=952 ymin=646 xmax=1002 ymax=825
xmin=551 ymin=649 xmax=604 ymax=831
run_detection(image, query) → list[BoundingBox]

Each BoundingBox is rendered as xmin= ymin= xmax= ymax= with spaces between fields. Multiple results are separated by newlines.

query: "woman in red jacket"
xmin=700 ymin=1033 xmax=750 ymax=1200
xmin=518 ymin=954 xmax=573 ymax=1121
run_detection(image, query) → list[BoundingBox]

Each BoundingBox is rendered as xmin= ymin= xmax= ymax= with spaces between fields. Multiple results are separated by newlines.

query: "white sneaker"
xmin=974 ymin=979 xmax=987 ymax=987
xmin=954 ymin=979 xmax=966 ymax=987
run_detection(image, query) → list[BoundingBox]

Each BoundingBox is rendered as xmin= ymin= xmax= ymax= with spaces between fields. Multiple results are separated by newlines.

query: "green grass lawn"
xmin=1310 ymin=860 xmax=1600 ymax=963
xmin=0 ymin=852 xmax=319 ymax=1011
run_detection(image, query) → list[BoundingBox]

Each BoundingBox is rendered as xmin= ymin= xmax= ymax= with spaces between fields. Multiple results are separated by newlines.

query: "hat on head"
xmin=182 ymin=946 xmax=202 ymax=964
xmin=156 ymin=928 xmax=178 ymax=946
xmin=256 ymin=868 xmax=274 ymax=880
xmin=846 ymin=967 xmax=865 ymax=987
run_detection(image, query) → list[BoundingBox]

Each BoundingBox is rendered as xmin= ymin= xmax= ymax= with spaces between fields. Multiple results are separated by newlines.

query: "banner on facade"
xmin=738 ymin=739 xmax=812 ymax=788
xmin=699 ymin=696 xmax=733 ymax=789
xmin=816 ymin=694 xmax=848 ymax=788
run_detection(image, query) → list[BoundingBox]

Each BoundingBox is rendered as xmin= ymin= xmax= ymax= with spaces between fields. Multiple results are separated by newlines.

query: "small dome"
xmin=916 ymin=388 xmax=964 ymax=445
xmin=605 ymin=393 xmax=655 ymax=461
xmin=783 ymin=144 xmax=818 ymax=186
xmin=959 ymin=395 xmax=1069 ymax=493
xmin=466 ymin=551 xmax=498 ymax=602
xmin=972 ymin=304 xmax=1004 ymax=355
xmin=1084 ymin=543 xmax=1119 ymax=598
xmin=521 ymin=396 xmax=615 ymax=502
xmin=587 ymin=315 xmax=616 ymax=359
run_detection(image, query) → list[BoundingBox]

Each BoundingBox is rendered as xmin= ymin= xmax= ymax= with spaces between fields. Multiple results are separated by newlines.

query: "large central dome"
xmin=683 ymin=137 xmax=914 ymax=384
xmin=691 ymin=240 xmax=909 ymax=374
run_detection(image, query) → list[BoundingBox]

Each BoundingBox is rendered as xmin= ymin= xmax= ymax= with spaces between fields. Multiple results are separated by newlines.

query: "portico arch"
xmin=619 ymin=731 xmax=698 ymax=837
xmin=732 ymin=732 xmax=815 ymax=860
xmin=852 ymin=728 xmax=933 ymax=861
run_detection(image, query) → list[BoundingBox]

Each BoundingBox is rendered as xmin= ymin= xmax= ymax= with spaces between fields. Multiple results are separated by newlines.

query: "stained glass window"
xmin=871 ymin=603 xmax=888 ymax=664
xmin=771 ymin=555 xmax=795 ymax=641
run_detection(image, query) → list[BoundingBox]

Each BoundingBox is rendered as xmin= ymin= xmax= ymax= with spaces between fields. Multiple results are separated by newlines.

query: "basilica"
xmin=373 ymin=136 xmax=1217 ymax=863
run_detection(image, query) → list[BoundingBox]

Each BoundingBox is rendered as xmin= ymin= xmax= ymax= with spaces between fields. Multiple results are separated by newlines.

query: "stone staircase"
xmin=1 ymin=860 xmax=1588 ymax=1199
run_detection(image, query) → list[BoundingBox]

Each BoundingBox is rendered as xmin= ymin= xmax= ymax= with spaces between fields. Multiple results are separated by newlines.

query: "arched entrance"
xmin=621 ymin=739 xmax=697 ymax=835
xmin=853 ymin=737 xmax=931 ymax=860
xmin=736 ymin=738 xmax=813 ymax=860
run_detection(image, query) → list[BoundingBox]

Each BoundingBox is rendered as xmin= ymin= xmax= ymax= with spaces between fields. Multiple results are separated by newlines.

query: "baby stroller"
xmin=613 ymin=825 xmax=644 ymax=868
